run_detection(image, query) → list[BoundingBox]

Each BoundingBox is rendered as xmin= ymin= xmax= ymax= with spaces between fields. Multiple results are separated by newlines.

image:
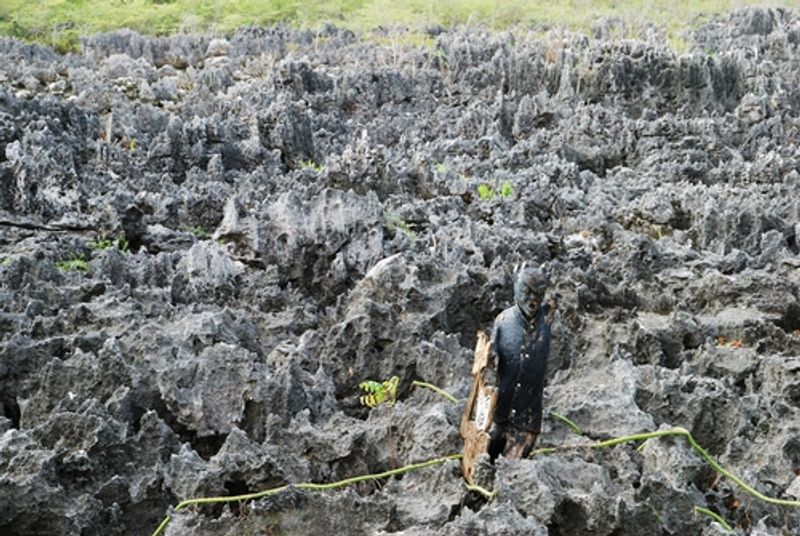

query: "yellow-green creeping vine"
xmin=150 ymin=454 xmax=462 ymax=536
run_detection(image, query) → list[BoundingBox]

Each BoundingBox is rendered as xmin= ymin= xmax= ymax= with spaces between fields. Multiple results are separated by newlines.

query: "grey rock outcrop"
xmin=2 ymin=7 xmax=800 ymax=535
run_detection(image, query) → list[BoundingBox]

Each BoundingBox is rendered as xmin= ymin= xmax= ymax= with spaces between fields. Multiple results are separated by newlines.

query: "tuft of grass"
xmin=299 ymin=159 xmax=325 ymax=173
xmin=56 ymin=254 xmax=89 ymax=272
xmin=1 ymin=257 xmax=11 ymax=267
xmin=89 ymin=238 xmax=115 ymax=251
xmin=92 ymin=235 xmax=130 ymax=252
xmin=52 ymin=29 xmax=81 ymax=54
xmin=116 ymin=233 xmax=130 ymax=253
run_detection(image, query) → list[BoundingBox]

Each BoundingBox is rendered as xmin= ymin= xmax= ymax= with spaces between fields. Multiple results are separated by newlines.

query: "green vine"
xmin=152 ymin=379 xmax=460 ymax=534
xmin=548 ymin=411 xmax=582 ymax=435
xmin=531 ymin=426 xmax=800 ymax=532
xmin=465 ymin=483 xmax=497 ymax=500
xmin=151 ymin=454 xmax=462 ymax=536
xmin=412 ymin=380 xmax=458 ymax=404
xmin=694 ymin=506 xmax=733 ymax=533
xmin=358 ymin=377 xmax=459 ymax=408
xmin=150 ymin=382 xmax=796 ymax=535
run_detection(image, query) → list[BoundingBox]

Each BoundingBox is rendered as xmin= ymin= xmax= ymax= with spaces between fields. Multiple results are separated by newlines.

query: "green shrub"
xmin=56 ymin=255 xmax=89 ymax=272
xmin=477 ymin=181 xmax=513 ymax=201
xmin=477 ymin=183 xmax=494 ymax=200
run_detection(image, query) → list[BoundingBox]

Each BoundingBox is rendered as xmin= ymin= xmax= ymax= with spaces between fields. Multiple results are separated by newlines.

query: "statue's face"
xmin=514 ymin=267 xmax=548 ymax=319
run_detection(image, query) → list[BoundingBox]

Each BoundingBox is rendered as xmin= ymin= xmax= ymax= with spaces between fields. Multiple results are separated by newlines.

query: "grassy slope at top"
xmin=0 ymin=0 xmax=795 ymax=53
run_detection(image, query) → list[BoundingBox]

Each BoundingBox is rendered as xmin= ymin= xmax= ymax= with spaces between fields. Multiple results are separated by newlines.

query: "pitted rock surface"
xmin=2 ymin=8 xmax=800 ymax=535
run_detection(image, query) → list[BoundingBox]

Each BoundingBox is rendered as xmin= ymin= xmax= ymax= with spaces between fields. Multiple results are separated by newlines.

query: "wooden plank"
xmin=460 ymin=330 xmax=498 ymax=485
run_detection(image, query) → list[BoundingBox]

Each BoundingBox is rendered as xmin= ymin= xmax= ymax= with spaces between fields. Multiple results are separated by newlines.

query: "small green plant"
xmin=299 ymin=160 xmax=325 ymax=173
xmin=189 ymin=225 xmax=208 ymax=239
xmin=477 ymin=183 xmax=494 ymax=200
xmin=51 ymin=30 xmax=81 ymax=54
xmin=359 ymin=376 xmax=400 ymax=408
xmin=89 ymin=238 xmax=115 ymax=251
xmin=1 ymin=257 xmax=10 ymax=267
xmin=56 ymin=254 xmax=89 ymax=272
xmin=359 ymin=377 xmax=458 ymax=408
xmin=434 ymin=162 xmax=447 ymax=175
xmin=92 ymin=235 xmax=130 ymax=252
xmin=383 ymin=210 xmax=417 ymax=240
xmin=117 ymin=233 xmax=130 ymax=253
xmin=477 ymin=181 xmax=514 ymax=201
